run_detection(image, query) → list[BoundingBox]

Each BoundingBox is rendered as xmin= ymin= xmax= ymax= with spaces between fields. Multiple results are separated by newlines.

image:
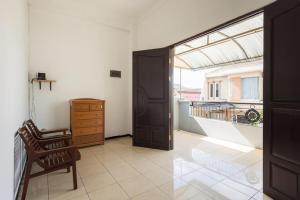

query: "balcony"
xmin=174 ymin=99 xmax=263 ymax=149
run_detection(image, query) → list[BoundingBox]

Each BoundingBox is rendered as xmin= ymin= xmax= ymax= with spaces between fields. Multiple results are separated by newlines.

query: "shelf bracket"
xmin=31 ymin=79 xmax=56 ymax=91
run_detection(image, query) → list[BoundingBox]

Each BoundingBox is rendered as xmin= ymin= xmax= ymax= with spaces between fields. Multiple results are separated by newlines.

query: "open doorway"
xmin=133 ymin=2 xmax=300 ymax=199
xmin=173 ymin=12 xmax=263 ymax=147
xmin=172 ymin=12 xmax=266 ymax=199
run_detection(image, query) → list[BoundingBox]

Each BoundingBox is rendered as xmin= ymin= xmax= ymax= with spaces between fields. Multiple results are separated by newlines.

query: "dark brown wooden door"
xmin=264 ymin=1 xmax=300 ymax=199
xmin=133 ymin=48 xmax=173 ymax=150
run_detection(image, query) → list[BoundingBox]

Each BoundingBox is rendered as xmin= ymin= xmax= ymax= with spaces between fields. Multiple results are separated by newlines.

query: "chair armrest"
xmin=38 ymin=134 xmax=72 ymax=141
xmin=34 ymin=146 xmax=76 ymax=158
xmin=38 ymin=136 xmax=72 ymax=145
xmin=40 ymin=128 xmax=69 ymax=135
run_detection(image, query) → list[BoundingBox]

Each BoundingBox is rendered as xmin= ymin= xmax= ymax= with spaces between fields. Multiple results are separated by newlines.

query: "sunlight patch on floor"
xmin=200 ymin=136 xmax=255 ymax=153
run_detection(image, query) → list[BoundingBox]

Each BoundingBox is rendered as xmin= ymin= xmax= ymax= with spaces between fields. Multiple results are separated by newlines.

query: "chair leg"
xmin=72 ymin=163 xmax=77 ymax=190
xmin=67 ymin=167 xmax=70 ymax=173
xmin=21 ymin=161 xmax=32 ymax=200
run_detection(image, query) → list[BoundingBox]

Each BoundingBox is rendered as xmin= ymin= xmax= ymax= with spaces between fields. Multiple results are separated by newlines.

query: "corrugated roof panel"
xmin=185 ymin=36 xmax=207 ymax=48
xmin=209 ymin=32 xmax=227 ymax=43
xmin=175 ymin=45 xmax=191 ymax=54
xmin=235 ymin=31 xmax=263 ymax=58
xmin=179 ymin=51 xmax=213 ymax=68
xmin=202 ymin=41 xmax=247 ymax=65
xmin=221 ymin=13 xmax=263 ymax=36
xmin=174 ymin=56 xmax=191 ymax=69
xmin=174 ymin=13 xmax=263 ymax=70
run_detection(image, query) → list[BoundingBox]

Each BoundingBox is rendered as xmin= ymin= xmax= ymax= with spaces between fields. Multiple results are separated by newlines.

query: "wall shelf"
xmin=31 ymin=79 xmax=56 ymax=90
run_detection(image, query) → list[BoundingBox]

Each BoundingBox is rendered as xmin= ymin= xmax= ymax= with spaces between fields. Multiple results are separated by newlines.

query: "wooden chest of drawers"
xmin=70 ymin=98 xmax=105 ymax=147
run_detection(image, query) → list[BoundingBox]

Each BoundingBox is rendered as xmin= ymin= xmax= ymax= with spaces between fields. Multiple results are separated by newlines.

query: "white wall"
xmin=28 ymin=0 xmax=276 ymax=138
xmin=0 ymin=0 xmax=28 ymax=198
xmin=135 ymin=0 xmax=275 ymax=50
xmin=29 ymin=4 xmax=133 ymax=137
xmin=194 ymin=117 xmax=263 ymax=149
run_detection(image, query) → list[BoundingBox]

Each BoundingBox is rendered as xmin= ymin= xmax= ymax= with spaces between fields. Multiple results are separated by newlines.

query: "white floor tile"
xmin=24 ymin=131 xmax=263 ymax=200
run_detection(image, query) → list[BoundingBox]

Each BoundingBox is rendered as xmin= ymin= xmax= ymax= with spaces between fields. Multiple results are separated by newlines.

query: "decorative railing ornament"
xmin=245 ymin=108 xmax=261 ymax=123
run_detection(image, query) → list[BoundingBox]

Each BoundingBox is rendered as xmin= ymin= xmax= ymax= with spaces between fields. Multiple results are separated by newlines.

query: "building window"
xmin=215 ymin=82 xmax=220 ymax=98
xmin=210 ymin=83 xmax=214 ymax=98
xmin=241 ymin=77 xmax=259 ymax=99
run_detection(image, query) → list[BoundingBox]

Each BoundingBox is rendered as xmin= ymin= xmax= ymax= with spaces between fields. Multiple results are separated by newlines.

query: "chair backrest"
xmin=18 ymin=127 xmax=42 ymax=154
xmin=24 ymin=119 xmax=41 ymax=138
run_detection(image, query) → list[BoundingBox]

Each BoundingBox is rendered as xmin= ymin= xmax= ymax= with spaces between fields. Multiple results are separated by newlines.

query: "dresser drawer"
xmin=73 ymin=127 xmax=104 ymax=136
xmin=74 ymin=111 xmax=103 ymax=120
xmin=90 ymin=104 xmax=104 ymax=111
xmin=70 ymin=99 xmax=105 ymax=147
xmin=73 ymin=134 xmax=103 ymax=145
xmin=73 ymin=119 xmax=103 ymax=128
xmin=73 ymin=103 xmax=90 ymax=112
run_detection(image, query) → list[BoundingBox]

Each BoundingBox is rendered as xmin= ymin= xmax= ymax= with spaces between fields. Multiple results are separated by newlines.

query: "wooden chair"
xmin=24 ymin=119 xmax=69 ymax=138
xmin=23 ymin=119 xmax=72 ymax=149
xmin=18 ymin=127 xmax=80 ymax=200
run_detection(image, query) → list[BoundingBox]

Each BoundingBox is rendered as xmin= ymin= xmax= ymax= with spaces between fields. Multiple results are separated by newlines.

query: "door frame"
xmin=167 ymin=3 xmax=269 ymax=189
xmin=168 ymin=7 xmax=265 ymax=132
xmin=132 ymin=8 xmax=266 ymax=149
xmin=170 ymin=8 xmax=264 ymax=49
xmin=133 ymin=6 xmax=269 ymax=148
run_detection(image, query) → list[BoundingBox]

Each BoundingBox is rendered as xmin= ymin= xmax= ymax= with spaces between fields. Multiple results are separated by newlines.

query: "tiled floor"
xmin=22 ymin=131 xmax=273 ymax=200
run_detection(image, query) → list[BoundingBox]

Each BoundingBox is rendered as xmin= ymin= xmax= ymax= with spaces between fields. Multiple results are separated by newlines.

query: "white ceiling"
xmin=29 ymin=0 xmax=164 ymax=29
xmin=72 ymin=0 xmax=162 ymax=19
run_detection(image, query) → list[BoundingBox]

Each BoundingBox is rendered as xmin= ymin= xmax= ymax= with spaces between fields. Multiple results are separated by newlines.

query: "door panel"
xmin=272 ymin=5 xmax=300 ymax=101
xmin=270 ymin=164 xmax=298 ymax=200
xmin=272 ymin=109 xmax=300 ymax=165
xmin=148 ymin=103 xmax=166 ymax=126
xmin=264 ymin=0 xmax=300 ymax=199
xmin=135 ymin=127 xmax=150 ymax=146
xmin=133 ymin=48 xmax=173 ymax=150
xmin=138 ymin=56 xmax=165 ymax=99
xmin=152 ymin=127 xmax=167 ymax=146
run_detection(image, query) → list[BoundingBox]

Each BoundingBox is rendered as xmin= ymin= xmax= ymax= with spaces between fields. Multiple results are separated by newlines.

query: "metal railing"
xmin=190 ymin=101 xmax=263 ymax=125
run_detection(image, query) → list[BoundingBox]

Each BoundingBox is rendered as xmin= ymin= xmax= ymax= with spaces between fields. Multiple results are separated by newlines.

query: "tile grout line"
xmin=82 ymin=148 xmax=121 ymax=199
xmin=248 ymin=191 xmax=260 ymax=200
xmin=119 ymin=141 xmax=175 ymax=197
xmin=224 ymin=159 xmax=263 ymax=192
xmin=78 ymin=170 xmax=91 ymax=200
xmin=78 ymin=148 xmax=108 ymax=199
xmin=106 ymin=139 xmax=171 ymax=199
xmin=199 ymin=158 xmax=262 ymax=192
xmin=31 ymin=133 xmax=264 ymax=200
xmin=96 ymin=142 xmax=136 ymax=199
xmin=113 ymin=137 xmax=248 ymax=199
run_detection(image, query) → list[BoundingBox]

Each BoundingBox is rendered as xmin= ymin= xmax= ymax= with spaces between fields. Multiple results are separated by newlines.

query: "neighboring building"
xmin=174 ymin=84 xmax=201 ymax=101
xmin=202 ymin=61 xmax=263 ymax=103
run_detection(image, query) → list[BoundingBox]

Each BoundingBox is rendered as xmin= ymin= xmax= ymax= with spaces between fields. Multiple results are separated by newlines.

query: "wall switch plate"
xmin=110 ymin=70 xmax=121 ymax=78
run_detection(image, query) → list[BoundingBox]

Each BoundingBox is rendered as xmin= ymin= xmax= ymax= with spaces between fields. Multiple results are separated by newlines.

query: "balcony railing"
xmin=190 ymin=101 xmax=263 ymax=125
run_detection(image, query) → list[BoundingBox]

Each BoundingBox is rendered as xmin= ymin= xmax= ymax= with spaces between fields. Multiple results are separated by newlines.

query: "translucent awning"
xmin=174 ymin=13 xmax=263 ymax=70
